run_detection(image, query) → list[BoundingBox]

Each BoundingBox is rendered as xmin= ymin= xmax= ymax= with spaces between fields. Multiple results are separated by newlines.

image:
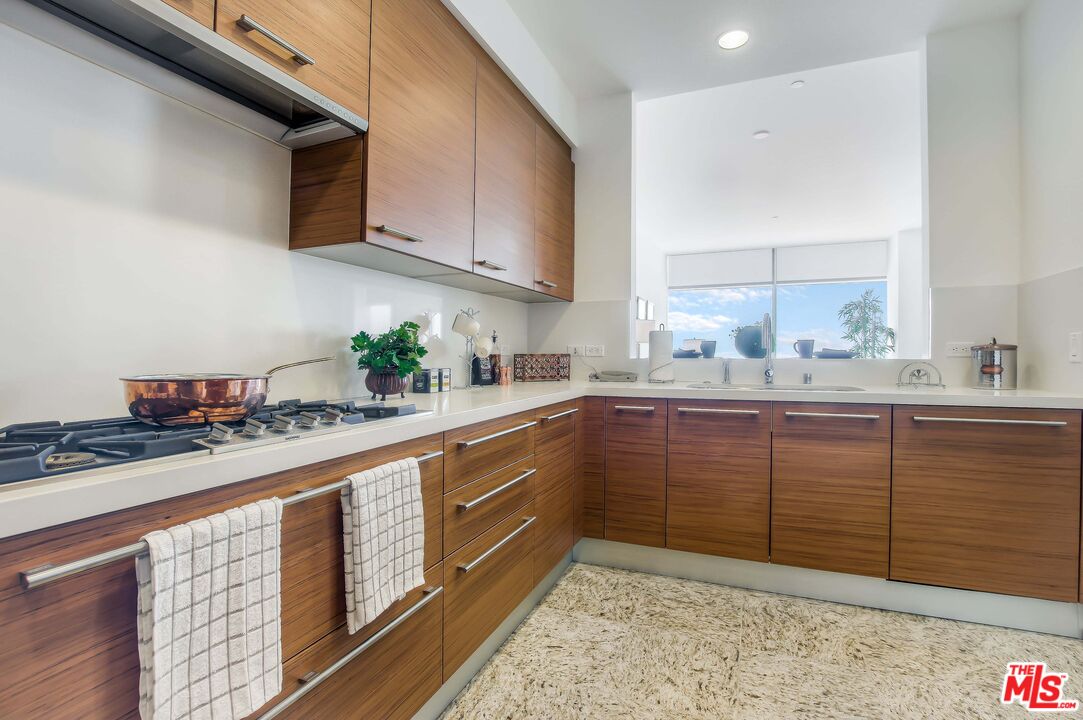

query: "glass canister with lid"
xmin=971 ymin=337 xmax=1017 ymax=390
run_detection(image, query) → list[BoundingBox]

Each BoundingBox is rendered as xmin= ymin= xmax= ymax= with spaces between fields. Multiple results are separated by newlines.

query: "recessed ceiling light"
xmin=752 ymin=130 xmax=771 ymax=140
xmin=790 ymin=79 xmax=805 ymax=88
xmin=717 ymin=30 xmax=749 ymax=50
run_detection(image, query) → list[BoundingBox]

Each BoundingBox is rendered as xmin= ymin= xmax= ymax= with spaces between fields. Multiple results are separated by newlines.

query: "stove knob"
xmin=243 ymin=419 xmax=266 ymax=437
xmin=272 ymin=417 xmax=296 ymax=433
xmin=321 ymin=408 xmax=344 ymax=425
xmin=207 ymin=423 xmax=234 ymax=444
xmin=298 ymin=411 xmax=321 ymax=429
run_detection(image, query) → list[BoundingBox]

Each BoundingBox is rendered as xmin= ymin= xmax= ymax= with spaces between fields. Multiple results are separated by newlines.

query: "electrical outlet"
xmin=1070 ymin=332 xmax=1082 ymax=363
xmin=567 ymin=345 xmax=584 ymax=356
xmin=585 ymin=344 xmax=606 ymax=357
xmin=945 ymin=342 xmax=974 ymax=358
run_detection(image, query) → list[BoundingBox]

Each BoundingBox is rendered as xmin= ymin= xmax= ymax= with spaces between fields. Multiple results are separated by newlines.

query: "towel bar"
xmin=18 ymin=450 xmax=444 ymax=590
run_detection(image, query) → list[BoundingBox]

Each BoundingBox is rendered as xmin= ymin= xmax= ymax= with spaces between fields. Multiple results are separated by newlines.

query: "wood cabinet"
xmin=666 ymin=400 xmax=770 ymax=562
xmin=534 ymin=476 xmax=573 ymax=582
xmin=161 ymin=0 xmax=214 ymax=27
xmin=443 ymin=456 xmax=536 ymax=557
xmin=443 ymin=411 xmax=536 ymax=493
xmin=891 ymin=406 xmax=1082 ymax=602
xmin=771 ymin=403 xmax=891 ymax=577
xmin=534 ymin=402 xmax=576 ymax=579
xmin=216 ymin=0 xmax=371 ymax=118
xmin=534 ymin=124 xmax=575 ymax=300
xmin=604 ymin=399 xmax=667 ymax=547
xmin=579 ymin=396 xmax=606 ymax=539
xmin=443 ymin=503 xmax=536 ymax=678
xmin=474 ymin=58 xmax=536 ymax=288
xmin=366 ymin=0 xmax=476 ymax=271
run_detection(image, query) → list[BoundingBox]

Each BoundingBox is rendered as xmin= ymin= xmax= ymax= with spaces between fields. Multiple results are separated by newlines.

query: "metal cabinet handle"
xmin=537 ymin=279 xmax=558 ymax=288
xmin=376 ymin=225 xmax=424 ymax=243
xmin=784 ymin=411 xmax=880 ymax=420
xmin=677 ymin=407 xmax=759 ymax=415
xmin=457 ymin=421 xmax=537 ymax=448
xmin=477 ymin=260 xmax=507 ymax=271
xmin=541 ymin=408 xmax=579 ymax=422
xmin=236 ymin=15 xmax=316 ymax=66
xmin=912 ymin=416 xmax=1068 ymax=427
xmin=457 ymin=517 xmax=536 ymax=573
xmin=457 ymin=469 xmax=535 ymax=511
xmin=613 ymin=405 xmax=655 ymax=413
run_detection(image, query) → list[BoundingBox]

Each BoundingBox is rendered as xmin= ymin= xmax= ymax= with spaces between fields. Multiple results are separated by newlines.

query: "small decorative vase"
xmin=364 ymin=369 xmax=407 ymax=401
xmin=733 ymin=325 xmax=766 ymax=359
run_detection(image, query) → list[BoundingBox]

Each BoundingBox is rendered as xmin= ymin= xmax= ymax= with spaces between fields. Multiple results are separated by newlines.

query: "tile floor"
xmin=441 ymin=563 xmax=1083 ymax=719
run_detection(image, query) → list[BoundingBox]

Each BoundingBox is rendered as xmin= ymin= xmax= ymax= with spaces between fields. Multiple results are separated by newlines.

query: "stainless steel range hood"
xmin=22 ymin=0 xmax=366 ymax=148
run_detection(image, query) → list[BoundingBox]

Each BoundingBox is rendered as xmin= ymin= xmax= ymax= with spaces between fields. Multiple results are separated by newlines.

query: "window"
xmin=776 ymin=280 xmax=891 ymax=358
xmin=669 ymin=286 xmax=772 ymax=358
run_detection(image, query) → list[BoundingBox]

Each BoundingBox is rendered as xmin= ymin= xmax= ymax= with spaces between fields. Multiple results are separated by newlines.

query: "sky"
xmin=669 ymin=281 xmax=890 ymax=358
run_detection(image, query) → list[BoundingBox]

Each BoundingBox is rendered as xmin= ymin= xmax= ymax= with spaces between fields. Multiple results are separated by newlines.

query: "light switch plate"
xmin=567 ymin=345 xmax=584 ymax=356
xmin=1069 ymin=332 xmax=1082 ymax=363
xmin=946 ymin=342 xmax=974 ymax=358
xmin=585 ymin=344 xmax=606 ymax=357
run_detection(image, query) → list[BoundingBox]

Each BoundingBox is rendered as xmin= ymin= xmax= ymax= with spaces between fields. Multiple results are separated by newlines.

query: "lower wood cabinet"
xmin=578 ymin=396 xmax=606 ymax=539
xmin=443 ymin=503 xmax=536 ymax=678
xmin=534 ymin=480 xmax=573 ymax=582
xmin=443 ymin=456 xmax=536 ymax=557
xmin=605 ymin=398 xmax=668 ymax=547
xmin=666 ymin=400 xmax=770 ymax=562
xmin=443 ymin=411 xmax=536 ymax=493
xmin=891 ymin=406 xmax=1082 ymax=602
xmin=771 ymin=403 xmax=892 ymax=577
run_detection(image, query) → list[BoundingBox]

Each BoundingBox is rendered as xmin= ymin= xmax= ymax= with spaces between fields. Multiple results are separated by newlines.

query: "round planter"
xmin=364 ymin=369 xmax=408 ymax=401
xmin=733 ymin=325 xmax=766 ymax=359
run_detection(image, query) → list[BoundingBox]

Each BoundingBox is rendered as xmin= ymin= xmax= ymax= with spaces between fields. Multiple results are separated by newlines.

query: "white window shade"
xmin=775 ymin=240 xmax=888 ymax=283
xmin=668 ymin=248 xmax=772 ymax=288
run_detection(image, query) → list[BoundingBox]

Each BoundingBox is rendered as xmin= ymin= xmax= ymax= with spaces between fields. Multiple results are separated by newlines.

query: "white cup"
xmin=474 ymin=335 xmax=493 ymax=358
xmin=452 ymin=312 xmax=480 ymax=338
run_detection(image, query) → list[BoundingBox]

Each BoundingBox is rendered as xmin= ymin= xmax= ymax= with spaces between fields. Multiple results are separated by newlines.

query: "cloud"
xmin=670 ymin=287 xmax=772 ymax=309
xmin=668 ymin=311 xmax=737 ymax=332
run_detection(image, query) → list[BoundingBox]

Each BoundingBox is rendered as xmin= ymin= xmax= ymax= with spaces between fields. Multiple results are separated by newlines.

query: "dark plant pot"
xmin=364 ymin=369 xmax=407 ymax=401
xmin=733 ymin=326 xmax=766 ymax=359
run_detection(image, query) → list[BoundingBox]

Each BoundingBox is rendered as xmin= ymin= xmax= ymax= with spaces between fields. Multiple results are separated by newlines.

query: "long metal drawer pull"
xmin=457 ymin=517 xmax=536 ymax=573
xmin=541 ymin=408 xmax=579 ymax=422
xmin=376 ymin=225 xmax=424 ymax=243
xmin=457 ymin=469 xmax=536 ymax=511
xmin=259 ymin=587 xmax=443 ymax=720
xmin=784 ymin=411 xmax=880 ymax=420
xmin=477 ymin=260 xmax=507 ymax=271
xmin=912 ymin=416 xmax=1068 ymax=427
xmin=613 ymin=405 xmax=655 ymax=413
xmin=537 ymin=279 xmax=558 ymax=288
xmin=457 ymin=421 xmax=537 ymax=448
xmin=677 ymin=407 xmax=759 ymax=415
xmin=18 ymin=450 xmax=444 ymax=590
xmin=236 ymin=15 xmax=316 ymax=66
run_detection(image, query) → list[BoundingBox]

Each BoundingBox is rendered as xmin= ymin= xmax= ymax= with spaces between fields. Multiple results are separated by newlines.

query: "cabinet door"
xmin=534 ymin=125 xmax=574 ymax=300
xmin=367 ymin=0 xmax=476 ymax=270
xmin=605 ymin=399 xmax=667 ymax=547
xmin=443 ymin=456 xmax=536 ymax=557
xmin=892 ymin=406 xmax=1081 ymax=602
xmin=667 ymin=400 xmax=770 ymax=562
xmin=216 ymin=0 xmax=370 ymax=118
xmin=534 ymin=481 xmax=572 ymax=582
xmin=534 ymin=402 xmax=576 ymax=498
xmin=579 ymin=396 xmax=606 ymax=539
xmin=771 ymin=403 xmax=891 ymax=577
xmin=161 ymin=0 xmax=214 ymax=27
xmin=474 ymin=59 xmax=535 ymax=288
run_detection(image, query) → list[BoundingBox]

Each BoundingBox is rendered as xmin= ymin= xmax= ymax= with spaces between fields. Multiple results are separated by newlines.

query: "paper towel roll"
xmin=648 ymin=329 xmax=675 ymax=383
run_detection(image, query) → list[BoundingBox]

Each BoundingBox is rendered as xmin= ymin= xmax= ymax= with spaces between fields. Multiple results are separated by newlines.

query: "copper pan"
xmin=120 ymin=357 xmax=335 ymax=426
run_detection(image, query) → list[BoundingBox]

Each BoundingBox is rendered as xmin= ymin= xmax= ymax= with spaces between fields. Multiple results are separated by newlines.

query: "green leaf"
xmin=349 ymin=320 xmax=430 ymax=377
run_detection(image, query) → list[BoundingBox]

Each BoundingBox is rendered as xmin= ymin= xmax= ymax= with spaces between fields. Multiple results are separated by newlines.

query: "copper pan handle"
xmin=265 ymin=357 xmax=335 ymax=375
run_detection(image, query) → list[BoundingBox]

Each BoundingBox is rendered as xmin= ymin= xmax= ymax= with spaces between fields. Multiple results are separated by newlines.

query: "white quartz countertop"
xmin=4 ymin=380 xmax=1083 ymax=538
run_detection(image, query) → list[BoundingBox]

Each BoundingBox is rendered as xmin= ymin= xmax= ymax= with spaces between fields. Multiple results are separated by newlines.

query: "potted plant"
xmin=350 ymin=321 xmax=429 ymax=400
xmin=838 ymin=290 xmax=896 ymax=358
xmin=730 ymin=322 xmax=766 ymax=358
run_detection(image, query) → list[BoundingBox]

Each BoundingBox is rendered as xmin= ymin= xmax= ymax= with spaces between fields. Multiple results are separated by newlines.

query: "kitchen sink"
xmin=687 ymin=382 xmax=865 ymax=392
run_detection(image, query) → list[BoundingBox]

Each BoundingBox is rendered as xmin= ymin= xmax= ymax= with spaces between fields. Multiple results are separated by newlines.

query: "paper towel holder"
xmin=648 ymin=323 xmax=676 ymax=384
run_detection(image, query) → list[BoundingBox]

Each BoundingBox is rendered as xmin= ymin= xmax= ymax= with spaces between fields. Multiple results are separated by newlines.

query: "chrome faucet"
xmin=722 ymin=358 xmax=732 ymax=385
xmin=762 ymin=312 xmax=774 ymax=384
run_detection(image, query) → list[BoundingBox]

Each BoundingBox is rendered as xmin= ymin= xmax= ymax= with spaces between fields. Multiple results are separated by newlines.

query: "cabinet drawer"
xmin=444 ymin=411 xmax=536 ymax=492
xmin=216 ymin=0 xmax=371 ymax=119
xmin=534 ymin=482 xmax=572 ymax=582
xmin=443 ymin=503 xmax=535 ymax=678
xmin=771 ymin=403 xmax=891 ymax=577
xmin=891 ymin=406 xmax=1082 ymax=602
xmin=443 ymin=457 xmax=536 ymax=557
xmin=535 ymin=401 xmax=576 ymax=497
xmin=667 ymin=400 xmax=770 ymax=562
xmin=605 ymin=398 xmax=668 ymax=547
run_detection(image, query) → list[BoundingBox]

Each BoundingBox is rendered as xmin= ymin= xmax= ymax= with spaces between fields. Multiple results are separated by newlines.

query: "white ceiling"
xmin=504 ymin=0 xmax=1028 ymax=100
xmin=636 ymin=52 xmax=922 ymax=254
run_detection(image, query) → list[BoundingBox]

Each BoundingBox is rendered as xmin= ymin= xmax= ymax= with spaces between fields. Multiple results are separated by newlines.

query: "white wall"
xmin=0 ymin=19 xmax=527 ymax=426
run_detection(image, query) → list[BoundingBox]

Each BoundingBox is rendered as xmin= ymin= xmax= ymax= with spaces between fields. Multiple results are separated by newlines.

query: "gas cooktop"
xmin=0 ymin=399 xmax=429 ymax=486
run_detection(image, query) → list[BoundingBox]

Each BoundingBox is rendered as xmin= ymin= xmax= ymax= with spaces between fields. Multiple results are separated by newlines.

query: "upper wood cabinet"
xmin=366 ymin=0 xmax=476 ymax=271
xmin=534 ymin=124 xmax=575 ymax=301
xmin=891 ymin=406 xmax=1082 ymax=602
xmin=161 ymin=0 xmax=214 ymax=27
xmin=771 ymin=403 xmax=892 ymax=578
xmin=216 ymin=0 xmax=371 ymax=118
xmin=474 ymin=58 xmax=536 ymax=288
xmin=666 ymin=400 xmax=770 ymax=562
xmin=605 ymin=399 xmax=667 ymax=547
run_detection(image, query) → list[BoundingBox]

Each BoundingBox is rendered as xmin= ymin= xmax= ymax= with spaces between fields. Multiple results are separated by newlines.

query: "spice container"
xmin=971 ymin=338 xmax=1017 ymax=390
